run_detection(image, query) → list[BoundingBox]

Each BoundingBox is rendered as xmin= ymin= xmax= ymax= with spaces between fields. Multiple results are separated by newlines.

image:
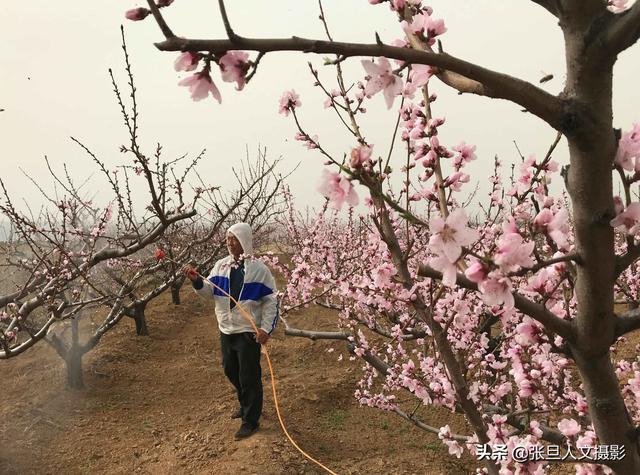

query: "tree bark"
xmin=65 ymin=350 xmax=85 ymax=390
xmin=562 ymin=7 xmax=640 ymax=472
xmin=134 ymin=303 xmax=149 ymax=336
xmin=171 ymin=282 xmax=181 ymax=305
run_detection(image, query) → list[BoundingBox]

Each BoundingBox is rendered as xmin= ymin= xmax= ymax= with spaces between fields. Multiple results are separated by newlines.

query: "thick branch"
xmin=614 ymin=306 xmax=640 ymax=338
xmin=417 ymin=265 xmax=575 ymax=341
xmin=604 ymin=1 xmax=640 ymax=54
xmin=0 ymin=314 xmax=56 ymax=359
xmin=283 ymin=326 xmax=349 ymax=341
xmin=154 ymin=37 xmax=565 ymax=130
xmin=615 ymin=243 xmax=640 ymax=279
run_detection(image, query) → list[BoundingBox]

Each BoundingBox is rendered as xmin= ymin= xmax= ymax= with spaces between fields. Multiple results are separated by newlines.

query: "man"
xmin=183 ymin=222 xmax=279 ymax=440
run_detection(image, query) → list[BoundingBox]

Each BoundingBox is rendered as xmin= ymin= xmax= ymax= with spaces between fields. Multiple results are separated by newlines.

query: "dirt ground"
xmin=0 ymin=286 xmax=479 ymax=475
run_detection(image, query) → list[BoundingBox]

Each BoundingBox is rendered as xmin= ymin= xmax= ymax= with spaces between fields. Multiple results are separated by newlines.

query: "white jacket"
xmin=194 ymin=223 xmax=279 ymax=336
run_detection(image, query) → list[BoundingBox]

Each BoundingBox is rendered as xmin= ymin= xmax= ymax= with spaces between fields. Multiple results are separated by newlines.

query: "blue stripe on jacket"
xmin=208 ymin=276 xmax=229 ymax=296
xmin=239 ymin=282 xmax=273 ymax=301
xmin=268 ymin=302 xmax=280 ymax=335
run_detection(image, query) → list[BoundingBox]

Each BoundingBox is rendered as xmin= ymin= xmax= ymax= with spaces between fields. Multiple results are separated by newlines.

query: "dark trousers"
xmin=220 ymin=332 xmax=263 ymax=427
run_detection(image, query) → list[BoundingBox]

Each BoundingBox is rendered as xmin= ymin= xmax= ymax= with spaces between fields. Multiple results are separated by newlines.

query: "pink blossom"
xmin=544 ymin=159 xmax=559 ymax=173
xmin=530 ymin=420 xmax=543 ymax=438
xmin=515 ymin=318 xmax=539 ymax=346
xmin=429 ymin=254 xmax=457 ymax=287
xmin=317 ymin=169 xmax=359 ymax=210
xmin=323 ymin=89 xmax=340 ymax=108
xmin=402 ymin=81 xmax=417 ymax=99
xmin=401 ymin=12 xmax=447 ymax=46
xmin=478 ymin=272 xmax=514 ymax=309
xmin=443 ymin=439 xmax=463 ymax=458
xmin=294 ymin=132 xmax=319 ymax=149
xmin=533 ymin=208 xmax=570 ymax=249
xmin=219 ymin=50 xmax=250 ymax=90
xmin=350 ymin=144 xmax=373 ymax=169
xmin=279 ymin=90 xmax=301 ymax=116
xmin=422 ymin=14 xmax=447 ymax=39
xmin=157 ymin=0 xmax=174 ymax=7
xmin=408 ymin=64 xmax=433 ymax=88
xmin=557 ymin=418 xmax=581 ymax=437
xmin=178 ymin=71 xmax=221 ymax=103
xmin=452 ymin=142 xmax=477 ymax=168
xmin=372 ymin=262 xmax=396 ymax=288
xmin=174 ymin=52 xmax=200 ymax=72
xmin=443 ymin=171 xmax=470 ymax=192
xmin=611 ymin=202 xmax=640 ymax=234
xmin=502 ymin=216 xmax=519 ymax=235
xmin=608 ymin=0 xmax=630 ymax=13
xmin=361 ymin=57 xmax=403 ymax=109
xmin=615 ymin=123 xmax=640 ymax=171
xmin=422 ymin=151 xmax=438 ymax=168
xmin=514 ymin=374 xmax=534 ymax=397
xmin=429 ymin=208 xmax=479 ymax=263
xmin=465 ymin=261 xmax=488 ymax=283
xmin=576 ymin=430 xmax=597 ymax=449
xmin=494 ymin=232 xmax=535 ymax=272
xmin=125 ymin=8 xmax=150 ymax=21
xmin=614 ymin=196 xmax=625 ymax=216
xmin=105 ymin=204 xmax=113 ymax=222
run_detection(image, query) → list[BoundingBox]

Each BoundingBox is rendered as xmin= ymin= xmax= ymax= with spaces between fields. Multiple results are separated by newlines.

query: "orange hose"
xmin=198 ymin=271 xmax=338 ymax=475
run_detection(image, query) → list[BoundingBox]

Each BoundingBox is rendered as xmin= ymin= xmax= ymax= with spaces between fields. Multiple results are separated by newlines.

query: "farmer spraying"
xmin=183 ymin=222 xmax=279 ymax=440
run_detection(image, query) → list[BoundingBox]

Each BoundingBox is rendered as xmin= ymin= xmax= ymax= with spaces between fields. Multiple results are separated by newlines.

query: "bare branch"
xmin=145 ymin=0 xmax=175 ymax=39
xmin=392 ymin=407 xmax=470 ymax=442
xmin=417 ymin=265 xmax=575 ymax=341
xmin=217 ymin=0 xmax=239 ymax=41
xmin=283 ymin=327 xmax=349 ymax=341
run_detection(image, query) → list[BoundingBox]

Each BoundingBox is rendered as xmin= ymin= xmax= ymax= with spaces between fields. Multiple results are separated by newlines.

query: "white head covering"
xmin=227 ymin=222 xmax=253 ymax=256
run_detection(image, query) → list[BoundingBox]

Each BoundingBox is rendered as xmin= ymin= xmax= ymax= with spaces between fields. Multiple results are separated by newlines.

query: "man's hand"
xmin=181 ymin=265 xmax=199 ymax=282
xmin=256 ymin=329 xmax=270 ymax=345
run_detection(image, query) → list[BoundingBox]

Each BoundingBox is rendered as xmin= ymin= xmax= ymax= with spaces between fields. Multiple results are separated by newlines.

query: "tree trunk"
xmin=65 ymin=318 xmax=85 ymax=389
xmin=171 ymin=282 xmax=182 ymax=305
xmin=134 ymin=303 xmax=149 ymax=336
xmin=562 ymin=7 xmax=640 ymax=472
xmin=573 ymin=349 xmax=639 ymax=473
xmin=65 ymin=350 xmax=84 ymax=390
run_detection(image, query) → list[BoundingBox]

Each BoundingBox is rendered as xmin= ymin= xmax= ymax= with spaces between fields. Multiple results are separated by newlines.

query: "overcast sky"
xmin=2 ymin=1 xmax=639 ymax=215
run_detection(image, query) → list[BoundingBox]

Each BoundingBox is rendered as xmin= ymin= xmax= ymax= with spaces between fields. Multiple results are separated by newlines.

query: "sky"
xmin=2 ymin=0 xmax=639 ymax=216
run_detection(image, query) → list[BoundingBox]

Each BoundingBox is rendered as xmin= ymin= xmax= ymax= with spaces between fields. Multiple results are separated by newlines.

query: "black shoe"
xmin=234 ymin=422 xmax=259 ymax=440
xmin=231 ymin=408 xmax=242 ymax=419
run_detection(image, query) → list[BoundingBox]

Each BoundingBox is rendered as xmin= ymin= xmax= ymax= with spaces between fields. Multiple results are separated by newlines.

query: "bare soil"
xmin=1 ymin=288 xmax=473 ymax=475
